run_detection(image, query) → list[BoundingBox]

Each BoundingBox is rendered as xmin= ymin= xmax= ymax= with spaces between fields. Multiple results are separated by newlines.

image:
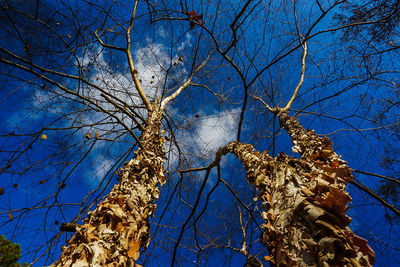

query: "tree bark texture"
xmin=225 ymin=111 xmax=375 ymax=266
xmin=51 ymin=108 xmax=165 ymax=267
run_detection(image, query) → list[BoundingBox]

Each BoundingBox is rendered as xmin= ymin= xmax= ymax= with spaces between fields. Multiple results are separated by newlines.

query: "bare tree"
xmin=1 ymin=0 xmax=400 ymax=266
xmin=0 ymin=0 xmax=207 ymax=265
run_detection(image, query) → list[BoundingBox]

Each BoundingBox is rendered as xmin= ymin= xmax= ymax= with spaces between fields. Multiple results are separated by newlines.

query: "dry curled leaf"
xmin=264 ymin=255 xmax=275 ymax=263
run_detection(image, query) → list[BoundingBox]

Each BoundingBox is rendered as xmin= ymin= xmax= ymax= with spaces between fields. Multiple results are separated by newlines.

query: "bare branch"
xmin=284 ymin=41 xmax=308 ymax=110
xmin=351 ymin=178 xmax=400 ymax=217
xmin=94 ymin=29 xmax=125 ymax=51
xmin=125 ymin=0 xmax=152 ymax=111
xmin=352 ymin=169 xmax=400 ymax=186
xmin=0 ymin=56 xmax=143 ymax=146
xmin=160 ymin=57 xmax=209 ymax=110
xmin=252 ymin=95 xmax=275 ymax=112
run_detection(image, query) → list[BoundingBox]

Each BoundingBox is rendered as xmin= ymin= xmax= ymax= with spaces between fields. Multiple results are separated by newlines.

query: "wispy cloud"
xmin=166 ymin=108 xmax=240 ymax=167
xmin=89 ymin=156 xmax=114 ymax=187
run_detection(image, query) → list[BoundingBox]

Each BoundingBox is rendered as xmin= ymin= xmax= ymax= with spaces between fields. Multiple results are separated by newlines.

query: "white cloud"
xmin=28 ymin=35 xmax=194 ymax=184
xmin=195 ymin=110 xmax=239 ymax=153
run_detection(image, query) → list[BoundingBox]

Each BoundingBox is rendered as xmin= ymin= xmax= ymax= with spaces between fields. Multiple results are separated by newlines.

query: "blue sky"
xmin=0 ymin=0 xmax=400 ymax=266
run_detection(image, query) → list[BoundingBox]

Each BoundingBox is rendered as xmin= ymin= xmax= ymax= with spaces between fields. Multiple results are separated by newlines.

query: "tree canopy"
xmin=0 ymin=235 xmax=28 ymax=267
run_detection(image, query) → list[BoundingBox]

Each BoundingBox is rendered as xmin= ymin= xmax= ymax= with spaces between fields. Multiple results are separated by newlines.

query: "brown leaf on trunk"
xmin=321 ymin=136 xmax=332 ymax=147
xmin=68 ymin=235 xmax=76 ymax=244
xmin=117 ymin=197 xmax=124 ymax=207
xmin=86 ymin=231 xmax=99 ymax=242
xmin=330 ymin=161 xmax=340 ymax=168
xmin=262 ymin=220 xmax=272 ymax=229
xmin=115 ymin=222 xmax=124 ymax=233
xmin=317 ymin=187 xmax=351 ymax=217
xmin=128 ymin=240 xmax=141 ymax=260
xmin=321 ymin=174 xmax=335 ymax=184
xmin=82 ymin=246 xmax=88 ymax=261
xmin=110 ymin=215 xmax=123 ymax=230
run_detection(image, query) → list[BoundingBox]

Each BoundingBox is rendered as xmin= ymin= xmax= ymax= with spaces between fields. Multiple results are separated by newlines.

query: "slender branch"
xmin=219 ymin=178 xmax=262 ymax=232
xmin=352 ymin=169 xmax=400 ymax=185
xmin=171 ymin=167 xmax=213 ymax=266
xmin=160 ymin=75 xmax=192 ymax=110
xmin=351 ymin=178 xmax=400 ymax=217
xmin=224 ymin=0 xmax=254 ymax=54
xmin=190 ymin=83 xmax=226 ymax=102
xmin=94 ymin=29 xmax=125 ymax=51
xmin=316 ymin=0 xmax=325 ymax=13
xmin=252 ymin=95 xmax=275 ymax=112
xmin=125 ymin=0 xmax=152 ymax=111
xmin=284 ymin=41 xmax=307 ymax=110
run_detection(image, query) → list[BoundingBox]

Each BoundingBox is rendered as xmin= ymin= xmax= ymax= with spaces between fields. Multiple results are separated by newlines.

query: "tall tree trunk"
xmin=51 ymin=107 xmax=165 ymax=266
xmin=225 ymin=110 xmax=375 ymax=266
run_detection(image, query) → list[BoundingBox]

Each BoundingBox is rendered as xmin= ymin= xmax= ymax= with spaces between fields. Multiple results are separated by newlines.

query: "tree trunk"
xmin=225 ymin=110 xmax=375 ymax=266
xmin=51 ymin=107 xmax=165 ymax=266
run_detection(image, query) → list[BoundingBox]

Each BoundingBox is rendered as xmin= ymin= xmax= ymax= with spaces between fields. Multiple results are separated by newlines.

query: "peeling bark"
xmin=225 ymin=111 xmax=375 ymax=266
xmin=50 ymin=108 xmax=165 ymax=267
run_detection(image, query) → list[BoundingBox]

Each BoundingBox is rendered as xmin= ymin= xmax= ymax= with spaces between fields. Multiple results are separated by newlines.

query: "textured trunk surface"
xmin=226 ymin=111 xmax=374 ymax=266
xmin=51 ymin=108 xmax=165 ymax=266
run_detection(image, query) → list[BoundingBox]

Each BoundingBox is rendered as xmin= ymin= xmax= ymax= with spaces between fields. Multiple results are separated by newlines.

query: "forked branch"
xmin=253 ymin=41 xmax=307 ymax=114
xmin=160 ymin=57 xmax=209 ymax=110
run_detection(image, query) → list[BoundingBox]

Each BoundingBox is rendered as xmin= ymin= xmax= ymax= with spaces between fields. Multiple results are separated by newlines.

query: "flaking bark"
xmin=225 ymin=110 xmax=374 ymax=266
xmin=50 ymin=107 xmax=165 ymax=267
